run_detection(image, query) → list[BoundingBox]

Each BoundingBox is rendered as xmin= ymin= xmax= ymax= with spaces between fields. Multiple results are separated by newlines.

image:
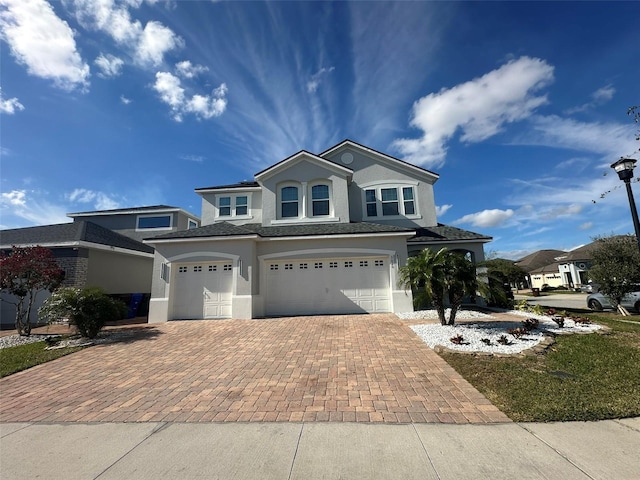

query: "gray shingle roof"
xmin=147 ymin=221 xmax=490 ymax=244
xmin=516 ymin=249 xmax=567 ymax=272
xmin=195 ymin=181 xmax=260 ymax=191
xmin=408 ymin=224 xmax=492 ymax=243
xmin=147 ymin=222 xmax=415 ymax=241
xmin=0 ymin=222 xmax=154 ymax=254
xmin=67 ymin=205 xmax=178 ymax=216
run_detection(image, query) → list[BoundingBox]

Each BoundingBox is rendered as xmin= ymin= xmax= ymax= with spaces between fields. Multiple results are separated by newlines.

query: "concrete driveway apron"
xmin=0 ymin=314 xmax=509 ymax=424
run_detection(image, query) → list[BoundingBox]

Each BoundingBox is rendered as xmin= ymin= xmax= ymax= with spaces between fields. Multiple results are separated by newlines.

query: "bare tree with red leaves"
xmin=0 ymin=246 xmax=64 ymax=336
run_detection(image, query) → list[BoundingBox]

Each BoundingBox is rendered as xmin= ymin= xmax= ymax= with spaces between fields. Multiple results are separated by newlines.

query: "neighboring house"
xmin=67 ymin=205 xmax=200 ymax=243
xmin=145 ymin=140 xmax=491 ymax=322
xmin=557 ymin=244 xmax=594 ymax=288
xmin=516 ymin=249 xmax=566 ymax=289
xmin=528 ymin=263 xmax=564 ymax=289
xmin=0 ymin=221 xmax=155 ymax=328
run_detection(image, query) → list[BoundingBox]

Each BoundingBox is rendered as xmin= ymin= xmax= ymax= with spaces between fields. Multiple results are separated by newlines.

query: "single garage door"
xmin=265 ymin=257 xmax=390 ymax=316
xmin=172 ymin=262 xmax=233 ymax=319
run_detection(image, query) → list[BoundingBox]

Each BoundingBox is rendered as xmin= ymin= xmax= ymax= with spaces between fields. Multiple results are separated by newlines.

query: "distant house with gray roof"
xmin=0 ymin=221 xmax=156 ymax=328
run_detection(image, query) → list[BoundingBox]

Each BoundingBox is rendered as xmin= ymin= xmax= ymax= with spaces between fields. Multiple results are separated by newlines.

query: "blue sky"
xmin=1 ymin=0 xmax=638 ymax=260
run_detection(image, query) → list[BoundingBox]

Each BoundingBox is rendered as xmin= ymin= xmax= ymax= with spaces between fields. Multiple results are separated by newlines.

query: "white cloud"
xmin=135 ymin=20 xmax=183 ymax=66
xmin=435 ymin=204 xmax=452 ymax=217
xmin=454 ymin=209 xmax=515 ymax=228
xmin=67 ymin=188 xmax=120 ymax=210
xmin=0 ymin=189 xmax=69 ymax=227
xmin=524 ymin=115 xmax=637 ymax=158
xmin=175 ymin=60 xmax=208 ymax=79
xmin=592 ymin=84 xmax=615 ymax=103
xmin=94 ymin=53 xmax=124 ymax=78
xmin=152 ymin=71 xmax=227 ymax=121
xmin=579 ymin=222 xmax=593 ymax=230
xmin=120 ymin=95 xmax=131 ymax=104
xmin=307 ymin=66 xmax=335 ymax=93
xmin=1 ymin=189 xmax=27 ymax=206
xmin=393 ymin=56 xmax=554 ymax=167
xmin=0 ymin=0 xmax=90 ymax=91
xmin=66 ymin=0 xmax=182 ymax=68
xmin=0 ymin=88 xmax=24 ymax=114
xmin=179 ymin=154 xmax=205 ymax=163
xmin=564 ymin=84 xmax=616 ymax=114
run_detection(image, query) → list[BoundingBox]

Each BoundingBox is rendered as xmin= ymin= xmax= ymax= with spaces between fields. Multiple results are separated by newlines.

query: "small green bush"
xmin=39 ymin=287 xmax=127 ymax=338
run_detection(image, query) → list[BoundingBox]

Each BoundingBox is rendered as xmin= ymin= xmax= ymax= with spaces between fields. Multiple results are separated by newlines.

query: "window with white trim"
xmin=217 ymin=195 xmax=250 ymax=218
xmin=188 ymin=219 xmax=198 ymax=229
xmin=281 ymin=186 xmax=299 ymax=218
xmin=363 ymin=185 xmax=419 ymax=218
xmin=311 ymin=184 xmax=330 ymax=216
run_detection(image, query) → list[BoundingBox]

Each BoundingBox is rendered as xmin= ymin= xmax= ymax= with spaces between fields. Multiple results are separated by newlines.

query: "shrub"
xmin=450 ymin=334 xmax=465 ymax=345
xmin=39 ymin=287 xmax=127 ymax=339
xmin=522 ymin=318 xmax=539 ymax=331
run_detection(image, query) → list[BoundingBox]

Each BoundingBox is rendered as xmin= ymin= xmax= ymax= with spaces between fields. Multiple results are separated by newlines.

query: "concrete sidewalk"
xmin=2 ymin=419 xmax=639 ymax=479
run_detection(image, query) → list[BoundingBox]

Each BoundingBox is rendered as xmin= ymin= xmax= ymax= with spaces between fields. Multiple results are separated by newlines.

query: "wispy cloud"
xmin=393 ymin=56 xmax=554 ymax=168
xmin=0 ymin=88 xmax=24 ymax=114
xmin=0 ymin=189 xmax=70 ymax=227
xmin=179 ymin=154 xmax=205 ymax=163
xmin=435 ymin=204 xmax=452 ymax=217
xmin=94 ymin=53 xmax=124 ymax=78
xmin=520 ymin=115 xmax=637 ymax=159
xmin=579 ymin=222 xmax=593 ymax=230
xmin=564 ymin=84 xmax=616 ymax=114
xmin=152 ymin=71 xmax=227 ymax=121
xmin=0 ymin=0 xmax=90 ymax=91
xmin=120 ymin=95 xmax=132 ymax=104
xmin=67 ymin=188 xmax=121 ymax=210
xmin=307 ymin=66 xmax=334 ymax=93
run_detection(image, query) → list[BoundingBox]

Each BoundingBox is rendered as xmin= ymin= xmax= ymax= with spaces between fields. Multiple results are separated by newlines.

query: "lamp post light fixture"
xmin=610 ymin=158 xmax=640 ymax=253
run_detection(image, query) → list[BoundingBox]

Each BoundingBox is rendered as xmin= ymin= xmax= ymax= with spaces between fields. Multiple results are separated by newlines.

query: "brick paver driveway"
xmin=0 ymin=314 xmax=509 ymax=424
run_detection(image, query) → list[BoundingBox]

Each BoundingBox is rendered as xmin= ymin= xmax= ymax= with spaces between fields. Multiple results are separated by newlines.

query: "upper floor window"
xmin=364 ymin=185 xmax=418 ymax=218
xmin=217 ymin=195 xmax=250 ymax=218
xmin=311 ymin=184 xmax=330 ymax=216
xmin=281 ymin=186 xmax=299 ymax=218
xmin=188 ymin=219 xmax=198 ymax=229
xmin=137 ymin=214 xmax=172 ymax=230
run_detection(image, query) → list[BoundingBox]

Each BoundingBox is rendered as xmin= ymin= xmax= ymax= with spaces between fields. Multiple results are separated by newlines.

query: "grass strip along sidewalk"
xmin=440 ymin=312 xmax=640 ymax=422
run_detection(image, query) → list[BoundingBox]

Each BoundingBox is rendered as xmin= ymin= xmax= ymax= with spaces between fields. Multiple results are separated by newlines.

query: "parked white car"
xmin=587 ymin=290 xmax=640 ymax=313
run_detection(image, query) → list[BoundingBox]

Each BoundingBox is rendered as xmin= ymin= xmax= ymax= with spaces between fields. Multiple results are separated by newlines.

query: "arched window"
xmin=311 ymin=184 xmax=330 ymax=216
xmin=281 ymin=186 xmax=299 ymax=218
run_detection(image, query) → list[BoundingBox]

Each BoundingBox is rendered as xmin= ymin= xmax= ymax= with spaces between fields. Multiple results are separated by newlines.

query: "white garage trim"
xmin=262 ymin=254 xmax=392 ymax=317
xmin=171 ymin=261 xmax=234 ymax=320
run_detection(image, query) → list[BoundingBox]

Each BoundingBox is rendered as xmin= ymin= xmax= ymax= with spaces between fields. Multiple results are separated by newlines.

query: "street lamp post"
xmin=611 ymin=158 xmax=640 ymax=253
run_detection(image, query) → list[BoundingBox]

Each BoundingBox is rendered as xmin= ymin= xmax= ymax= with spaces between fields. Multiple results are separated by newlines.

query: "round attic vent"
xmin=341 ymin=152 xmax=353 ymax=164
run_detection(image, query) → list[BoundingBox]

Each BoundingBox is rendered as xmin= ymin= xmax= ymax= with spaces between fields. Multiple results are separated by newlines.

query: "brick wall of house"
xmin=54 ymin=248 xmax=89 ymax=288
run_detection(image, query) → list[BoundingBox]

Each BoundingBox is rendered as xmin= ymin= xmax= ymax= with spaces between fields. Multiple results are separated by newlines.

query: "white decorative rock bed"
xmin=400 ymin=309 xmax=603 ymax=355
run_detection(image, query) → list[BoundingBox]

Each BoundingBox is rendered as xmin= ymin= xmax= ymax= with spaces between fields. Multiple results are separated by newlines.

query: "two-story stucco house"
xmin=145 ymin=140 xmax=491 ymax=322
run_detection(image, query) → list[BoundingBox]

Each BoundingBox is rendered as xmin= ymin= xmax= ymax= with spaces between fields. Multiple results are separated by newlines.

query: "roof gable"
xmin=254 ymin=150 xmax=353 ymax=182
xmin=320 ymin=139 xmax=439 ymax=183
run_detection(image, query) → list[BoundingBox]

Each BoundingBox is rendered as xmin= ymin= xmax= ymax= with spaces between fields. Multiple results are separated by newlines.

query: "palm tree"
xmin=398 ymin=248 xmax=478 ymax=325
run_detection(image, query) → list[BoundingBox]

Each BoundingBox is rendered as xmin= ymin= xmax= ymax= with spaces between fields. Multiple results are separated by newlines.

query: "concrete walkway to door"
xmin=0 ymin=314 xmax=508 ymax=424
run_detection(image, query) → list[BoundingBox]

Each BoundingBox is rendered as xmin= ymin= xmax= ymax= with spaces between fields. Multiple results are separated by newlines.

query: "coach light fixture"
xmin=610 ymin=158 xmax=640 ymax=253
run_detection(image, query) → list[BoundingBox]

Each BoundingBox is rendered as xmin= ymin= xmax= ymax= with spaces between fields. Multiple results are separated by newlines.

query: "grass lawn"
xmin=440 ymin=312 xmax=640 ymax=422
xmin=0 ymin=341 xmax=85 ymax=378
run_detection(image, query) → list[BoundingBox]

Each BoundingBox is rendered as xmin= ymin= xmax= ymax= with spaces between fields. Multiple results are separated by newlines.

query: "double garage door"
xmin=172 ymin=262 xmax=233 ymax=320
xmin=265 ymin=256 xmax=391 ymax=316
xmin=171 ymin=256 xmax=392 ymax=319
